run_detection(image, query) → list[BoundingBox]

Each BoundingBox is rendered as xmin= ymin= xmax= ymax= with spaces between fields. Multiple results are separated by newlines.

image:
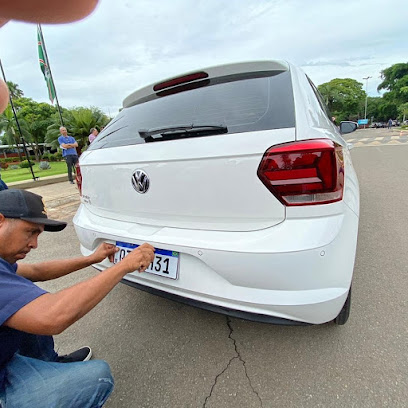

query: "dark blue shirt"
xmin=0 ymin=258 xmax=47 ymax=389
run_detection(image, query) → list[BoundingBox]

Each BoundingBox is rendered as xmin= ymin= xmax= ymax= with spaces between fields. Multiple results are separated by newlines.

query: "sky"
xmin=0 ymin=0 xmax=406 ymax=117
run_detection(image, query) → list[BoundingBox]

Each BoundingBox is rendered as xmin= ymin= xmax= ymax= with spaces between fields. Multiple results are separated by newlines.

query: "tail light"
xmin=153 ymin=72 xmax=208 ymax=91
xmin=257 ymin=139 xmax=344 ymax=206
xmin=75 ymin=162 xmax=82 ymax=196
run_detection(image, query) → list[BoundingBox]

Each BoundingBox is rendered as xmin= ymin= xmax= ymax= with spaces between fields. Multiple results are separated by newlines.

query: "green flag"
xmin=37 ymin=26 xmax=56 ymax=104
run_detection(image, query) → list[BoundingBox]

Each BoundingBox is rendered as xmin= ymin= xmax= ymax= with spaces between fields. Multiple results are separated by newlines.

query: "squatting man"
xmin=0 ymin=1 xmax=145 ymax=406
xmin=0 ymin=189 xmax=155 ymax=407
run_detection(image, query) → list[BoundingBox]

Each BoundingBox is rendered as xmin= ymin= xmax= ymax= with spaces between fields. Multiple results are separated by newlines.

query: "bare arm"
xmin=60 ymin=142 xmax=78 ymax=149
xmin=5 ymin=243 xmax=155 ymax=335
xmin=17 ymin=243 xmax=118 ymax=282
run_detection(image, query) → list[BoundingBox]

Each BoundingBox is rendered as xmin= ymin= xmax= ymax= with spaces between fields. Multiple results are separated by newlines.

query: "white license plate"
xmin=113 ymin=241 xmax=179 ymax=280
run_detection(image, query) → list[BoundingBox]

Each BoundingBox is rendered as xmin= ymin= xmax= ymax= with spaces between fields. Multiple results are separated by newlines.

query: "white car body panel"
xmin=79 ymin=129 xmax=294 ymax=231
xmin=74 ymin=60 xmax=360 ymax=325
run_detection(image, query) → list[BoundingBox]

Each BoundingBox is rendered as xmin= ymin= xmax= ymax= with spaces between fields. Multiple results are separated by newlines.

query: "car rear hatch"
xmin=81 ymin=62 xmax=296 ymax=232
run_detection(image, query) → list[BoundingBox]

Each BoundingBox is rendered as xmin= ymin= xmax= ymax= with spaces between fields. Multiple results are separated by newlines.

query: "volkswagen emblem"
xmin=131 ymin=170 xmax=150 ymax=194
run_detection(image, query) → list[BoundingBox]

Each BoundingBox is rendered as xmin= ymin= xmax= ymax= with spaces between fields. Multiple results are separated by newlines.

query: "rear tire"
xmin=334 ymin=287 xmax=351 ymax=325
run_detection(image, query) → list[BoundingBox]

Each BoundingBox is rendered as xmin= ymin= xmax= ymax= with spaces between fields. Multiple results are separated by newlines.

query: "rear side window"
xmin=307 ymin=76 xmax=332 ymax=119
xmin=89 ymin=70 xmax=295 ymax=150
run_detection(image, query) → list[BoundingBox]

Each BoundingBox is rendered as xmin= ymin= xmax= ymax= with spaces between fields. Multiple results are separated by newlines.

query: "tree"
xmin=45 ymin=107 xmax=110 ymax=150
xmin=6 ymin=81 xmax=24 ymax=99
xmin=378 ymin=63 xmax=408 ymax=119
xmin=398 ymin=102 xmax=408 ymax=122
xmin=377 ymin=94 xmax=398 ymax=122
xmin=318 ymin=78 xmax=366 ymax=122
xmin=13 ymin=98 xmax=58 ymax=160
xmin=0 ymin=106 xmax=31 ymax=161
xmin=366 ymin=97 xmax=382 ymax=121
xmin=378 ymin=63 xmax=408 ymax=97
xmin=365 ymin=96 xmax=398 ymax=122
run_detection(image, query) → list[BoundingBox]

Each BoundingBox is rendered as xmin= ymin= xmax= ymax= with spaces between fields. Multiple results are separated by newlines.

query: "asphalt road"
xmin=24 ymin=132 xmax=407 ymax=408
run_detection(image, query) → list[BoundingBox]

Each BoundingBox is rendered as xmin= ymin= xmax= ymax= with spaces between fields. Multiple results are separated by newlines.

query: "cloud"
xmin=0 ymin=0 xmax=406 ymax=114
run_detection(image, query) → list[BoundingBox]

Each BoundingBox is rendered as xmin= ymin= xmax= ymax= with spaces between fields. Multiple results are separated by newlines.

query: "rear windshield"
xmin=89 ymin=70 xmax=295 ymax=150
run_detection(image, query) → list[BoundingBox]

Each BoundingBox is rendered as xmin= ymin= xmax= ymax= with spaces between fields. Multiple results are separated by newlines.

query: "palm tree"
xmin=0 ymin=106 xmax=31 ymax=161
xmin=45 ymin=107 xmax=110 ymax=151
xmin=318 ymin=83 xmax=339 ymax=111
xmin=6 ymin=81 xmax=24 ymax=99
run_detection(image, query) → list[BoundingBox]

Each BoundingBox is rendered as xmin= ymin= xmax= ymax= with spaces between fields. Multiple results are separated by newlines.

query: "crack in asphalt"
xmin=203 ymin=354 xmax=239 ymax=407
xmin=203 ymin=317 xmax=263 ymax=407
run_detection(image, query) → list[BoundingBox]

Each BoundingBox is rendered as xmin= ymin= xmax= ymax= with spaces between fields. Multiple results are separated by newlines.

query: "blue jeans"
xmin=0 ymin=334 xmax=114 ymax=408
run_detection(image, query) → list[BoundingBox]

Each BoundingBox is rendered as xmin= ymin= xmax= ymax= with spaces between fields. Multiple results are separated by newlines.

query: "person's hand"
xmin=0 ymin=80 xmax=9 ymax=112
xmin=0 ymin=0 xmax=98 ymax=25
xmin=0 ymin=0 xmax=99 ymax=115
xmin=90 ymin=242 xmax=118 ymax=264
xmin=119 ymin=243 xmax=155 ymax=274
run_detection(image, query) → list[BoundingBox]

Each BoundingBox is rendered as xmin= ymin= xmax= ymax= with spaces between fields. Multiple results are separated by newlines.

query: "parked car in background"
xmin=74 ymin=60 xmax=360 ymax=325
xmin=371 ymin=122 xmax=386 ymax=128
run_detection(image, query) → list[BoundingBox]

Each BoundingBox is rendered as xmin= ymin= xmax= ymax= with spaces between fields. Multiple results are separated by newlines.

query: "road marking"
xmin=349 ymin=135 xmax=408 ymax=148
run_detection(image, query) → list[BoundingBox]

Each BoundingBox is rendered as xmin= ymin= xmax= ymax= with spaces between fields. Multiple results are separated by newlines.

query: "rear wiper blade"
xmin=139 ymin=124 xmax=228 ymax=140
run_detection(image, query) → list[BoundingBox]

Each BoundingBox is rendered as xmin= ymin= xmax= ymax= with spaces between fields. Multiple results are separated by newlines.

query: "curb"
xmin=7 ymin=174 xmax=70 ymax=190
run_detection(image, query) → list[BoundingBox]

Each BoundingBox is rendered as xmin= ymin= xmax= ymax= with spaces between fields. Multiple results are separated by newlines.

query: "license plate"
xmin=113 ymin=241 xmax=179 ymax=280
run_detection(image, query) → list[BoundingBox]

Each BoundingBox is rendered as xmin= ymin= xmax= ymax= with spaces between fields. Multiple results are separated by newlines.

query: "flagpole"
xmin=0 ymin=58 xmax=37 ymax=181
xmin=37 ymin=24 xmax=64 ymax=126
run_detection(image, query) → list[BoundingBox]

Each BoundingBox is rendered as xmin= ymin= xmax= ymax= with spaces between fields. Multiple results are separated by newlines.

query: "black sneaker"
xmin=57 ymin=346 xmax=92 ymax=363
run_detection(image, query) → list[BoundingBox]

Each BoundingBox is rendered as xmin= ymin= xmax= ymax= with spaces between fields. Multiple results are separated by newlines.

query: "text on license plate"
xmin=113 ymin=241 xmax=179 ymax=280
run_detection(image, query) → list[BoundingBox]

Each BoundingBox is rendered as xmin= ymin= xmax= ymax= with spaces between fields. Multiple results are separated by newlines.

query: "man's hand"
xmin=7 ymin=242 xmax=156 ymax=335
xmin=119 ymin=243 xmax=155 ymax=274
xmin=90 ymin=242 xmax=119 ymax=264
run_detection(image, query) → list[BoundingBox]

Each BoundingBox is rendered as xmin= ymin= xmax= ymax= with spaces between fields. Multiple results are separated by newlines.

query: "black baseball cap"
xmin=0 ymin=189 xmax=67 ymax=232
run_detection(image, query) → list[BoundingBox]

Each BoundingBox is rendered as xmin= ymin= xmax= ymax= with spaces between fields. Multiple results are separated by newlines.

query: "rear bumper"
xmin=74 ymin=202 xmax=359 ymax=324
xmin=119 ymin=277 xmax=310 ymax=325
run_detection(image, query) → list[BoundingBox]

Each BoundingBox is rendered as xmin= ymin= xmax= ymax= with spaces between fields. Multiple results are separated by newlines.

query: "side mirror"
xmin=339 ymin=121 xmax=358 ymax=135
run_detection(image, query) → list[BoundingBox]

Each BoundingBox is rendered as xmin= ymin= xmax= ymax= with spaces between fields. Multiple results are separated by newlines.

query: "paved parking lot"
xmin=343 ymin=127 xmax=408 ymax=147
xmin=23 ymin=134 xmax=407 ymax=408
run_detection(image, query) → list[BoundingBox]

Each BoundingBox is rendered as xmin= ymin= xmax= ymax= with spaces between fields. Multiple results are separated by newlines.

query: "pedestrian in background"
xmin=88 ymin=127 xmax=98 ymax=144
xmin=58 ymin=126 xmax=78 ymax=184
xmin=388 ymin=118 xmax=393 ymax=129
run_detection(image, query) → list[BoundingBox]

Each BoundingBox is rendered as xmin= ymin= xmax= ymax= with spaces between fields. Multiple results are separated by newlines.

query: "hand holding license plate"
xmin=113 ymin=241 xmax=179 ymax=280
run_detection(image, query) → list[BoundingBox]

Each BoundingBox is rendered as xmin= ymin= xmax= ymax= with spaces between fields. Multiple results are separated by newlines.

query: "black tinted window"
xmin=89 ymin=71 xmax=295 ymax=150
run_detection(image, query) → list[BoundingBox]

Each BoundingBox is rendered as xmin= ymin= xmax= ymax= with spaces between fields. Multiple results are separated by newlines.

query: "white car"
xmin=74 ymin=61 xmax=359 ymax=325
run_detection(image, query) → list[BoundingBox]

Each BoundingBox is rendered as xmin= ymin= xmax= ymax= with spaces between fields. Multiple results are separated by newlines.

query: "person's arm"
xmin=69 ymin=137 xmax=78 ymax=148
xmin=58 ymin=136 xmax=78 ymax=149
xmin=17 ymin=242 xmax=118 ymax=282
xmin=60 ymin=142 xmax=78 ymax=148
xmin=4 ymin=243 xmax=155 ymax=335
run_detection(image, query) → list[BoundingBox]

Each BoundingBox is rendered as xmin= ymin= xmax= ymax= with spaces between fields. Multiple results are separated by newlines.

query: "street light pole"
xmin=363 ymin=76 xmax=372 ymax=128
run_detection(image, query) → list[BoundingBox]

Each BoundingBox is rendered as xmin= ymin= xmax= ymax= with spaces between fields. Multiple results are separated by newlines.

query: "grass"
xmin=0 ymin=161 xmax=68 ymax=183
